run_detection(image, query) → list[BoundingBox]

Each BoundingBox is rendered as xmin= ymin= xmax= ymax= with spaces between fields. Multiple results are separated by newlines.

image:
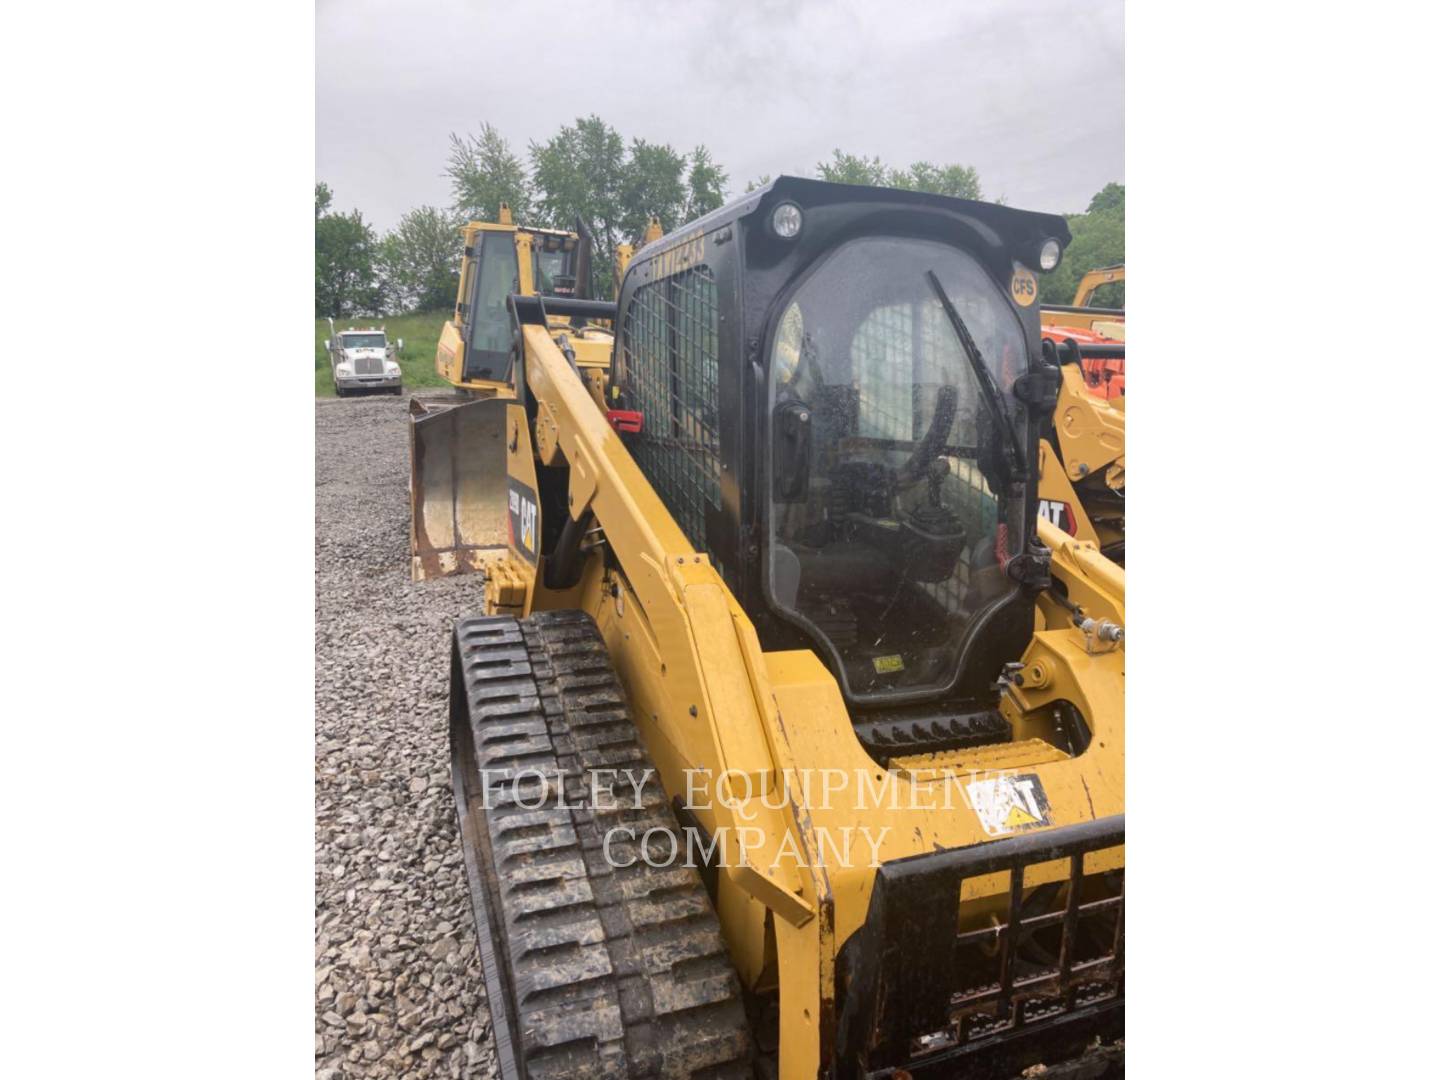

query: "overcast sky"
xmin=317 ymin=0 xmax=1123 ymax=232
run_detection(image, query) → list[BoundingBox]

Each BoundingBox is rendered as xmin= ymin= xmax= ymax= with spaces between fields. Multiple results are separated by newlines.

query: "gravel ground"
xmin=315 ymin=392 xmax=495 ymax=1080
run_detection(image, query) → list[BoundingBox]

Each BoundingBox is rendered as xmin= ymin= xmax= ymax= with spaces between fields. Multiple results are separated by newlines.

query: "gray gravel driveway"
xmin=315 ymin=393 xmax=495 ymax=1080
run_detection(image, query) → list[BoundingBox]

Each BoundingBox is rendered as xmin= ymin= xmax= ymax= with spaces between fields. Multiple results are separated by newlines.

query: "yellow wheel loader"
xmin=421 ymin=178 xmax=1125 ymax=1078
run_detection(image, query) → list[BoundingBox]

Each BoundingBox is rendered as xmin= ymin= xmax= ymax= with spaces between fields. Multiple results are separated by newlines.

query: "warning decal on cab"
xmin=966 ymin=773 xmax=1052 ymax=837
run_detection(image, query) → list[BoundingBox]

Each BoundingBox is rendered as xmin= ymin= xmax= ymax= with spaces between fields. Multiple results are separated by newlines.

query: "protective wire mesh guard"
xmin=619 ymin=266 xmax=721 ymax=546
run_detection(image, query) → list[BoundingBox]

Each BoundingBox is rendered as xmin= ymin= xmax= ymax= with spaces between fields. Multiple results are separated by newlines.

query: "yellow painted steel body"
xmin=1037 ymin=363 xmax=1126 ymax=551
xmin=472 ymin=321 xmax=1125 ymax=1077
xmin=1070 ymin=265 xmax=1125 ymax=309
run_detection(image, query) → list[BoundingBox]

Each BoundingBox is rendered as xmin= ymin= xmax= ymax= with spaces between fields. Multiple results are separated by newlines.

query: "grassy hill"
xmin=314 ymin=310 xmax=453 ymax=396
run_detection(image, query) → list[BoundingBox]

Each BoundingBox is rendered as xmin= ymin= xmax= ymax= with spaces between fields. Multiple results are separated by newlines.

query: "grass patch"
xmin=315 ymin=310 xmax=453 ymax=397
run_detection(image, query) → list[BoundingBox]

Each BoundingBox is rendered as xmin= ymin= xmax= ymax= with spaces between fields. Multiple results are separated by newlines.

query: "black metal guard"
xmin=508 ymin=293 xmax=618 ymax=324
xmin=836 ymin=815 xmax=1124 ymax=1077
xmin=1043 ymin=338 xmax=1126 ymax=365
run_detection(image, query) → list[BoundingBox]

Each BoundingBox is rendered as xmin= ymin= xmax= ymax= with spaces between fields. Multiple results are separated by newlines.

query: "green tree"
xmin=529 ymin=118 xmax=732 ymax=295
xmin=817 ymin=150 xmax=983 ymax=199
xmin=447 ymin=124 xmax=533 ymax=222
xmin=315 ymin=193 xmax=381 ymax=318
xmin=1039 ymin=183 xmax=1125 ymax=307
xmin=816 ymin=149 xmax=889 ymax=186
xmin=1085 ymin=182 xmax=1125 ymax=214
xmin=447 ymin=119 xmax=730 ymax=297
xmin=379 ymin=205 xmax=462 ymax=314
xmin=530 ymin=116 xmax=626 ymax=253
xmin=684 ymin=145 xmax=728 ymax=219
xmin=617 ymin=138 xmax=688 ymax=245
xmin=890 ymin=161 xmax=982 ymax=199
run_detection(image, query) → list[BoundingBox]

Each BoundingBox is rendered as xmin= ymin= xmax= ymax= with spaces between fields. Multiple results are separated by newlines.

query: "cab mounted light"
xmin=1038 ymin=237 xmax=1062 ymax=272
xmin=770 ymin=202 xmax=803 ymax=239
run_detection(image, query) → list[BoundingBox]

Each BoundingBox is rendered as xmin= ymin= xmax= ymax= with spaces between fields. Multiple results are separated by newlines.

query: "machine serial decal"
xmin=966 ymin=773 xmax=1052 ymax=836
xmin=1037 ymin=498 xmax=1078 ymax=535
xmin=651 ymin=230 xmax=706 ymax=281
xmin=507 ymin=480 xmax=539 ymax=564
xmin=1010 ymin=265 xmax=1038 ymax=307
xmin=871 ymin=654 xmax=905 ymax=674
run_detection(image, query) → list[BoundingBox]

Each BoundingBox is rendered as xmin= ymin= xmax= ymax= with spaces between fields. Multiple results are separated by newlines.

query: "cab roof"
xmin=635 ymin=174 xmax=1071 ymax=272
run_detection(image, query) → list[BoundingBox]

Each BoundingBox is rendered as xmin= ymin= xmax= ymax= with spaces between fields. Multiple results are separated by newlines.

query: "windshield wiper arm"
xmin=925 ymin=269 xmax=1026 ymax=478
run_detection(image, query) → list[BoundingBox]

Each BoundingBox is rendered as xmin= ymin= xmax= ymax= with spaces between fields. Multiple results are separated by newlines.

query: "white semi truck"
xmin=325 ymin=320 xmax=404 ymax=396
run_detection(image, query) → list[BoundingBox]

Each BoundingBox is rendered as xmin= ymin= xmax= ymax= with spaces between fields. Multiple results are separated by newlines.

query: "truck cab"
xmin=326 ymin=324 xmax=403 ymax=396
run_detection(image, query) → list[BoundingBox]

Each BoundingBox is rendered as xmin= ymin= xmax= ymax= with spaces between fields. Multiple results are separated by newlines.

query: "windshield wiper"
xmin=925 ymin=269 xmax=1027 ymax=479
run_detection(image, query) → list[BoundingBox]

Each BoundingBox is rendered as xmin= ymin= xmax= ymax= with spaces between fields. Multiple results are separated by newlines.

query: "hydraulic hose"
xmin=544 ymin=509 xmax=593 ymax=590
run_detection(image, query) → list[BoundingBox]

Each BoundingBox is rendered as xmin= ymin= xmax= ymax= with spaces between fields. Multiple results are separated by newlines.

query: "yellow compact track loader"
xmin=424 ymin=178 xmax=1124 ymax=1078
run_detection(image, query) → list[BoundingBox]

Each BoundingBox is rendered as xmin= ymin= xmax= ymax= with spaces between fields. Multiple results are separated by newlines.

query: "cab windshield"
xmin=341 ymin=334 xmax=386 ymax=349
xmin=766 ymin=236 xmax=1027 ymax=701
xmin=531 ymin=241 xmax=577 ymax=297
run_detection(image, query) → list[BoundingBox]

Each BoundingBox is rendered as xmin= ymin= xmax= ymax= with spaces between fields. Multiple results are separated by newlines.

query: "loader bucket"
xmin=409 ymin=396 xmax=511 ymax=581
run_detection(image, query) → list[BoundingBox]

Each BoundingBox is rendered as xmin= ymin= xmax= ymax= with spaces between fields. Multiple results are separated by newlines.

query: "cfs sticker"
xmin=872 ymin=654 xmax=905 ymax=675
xmin=1037 ymin=499 xmax=1078 ymax=535
xmin=1010 ymin=266 xmax=1038 ymax=307
xmin=507 ymin=480 xmax=539 ymax=564
xmin=966 ymin=773 xmax=1052 ymax=837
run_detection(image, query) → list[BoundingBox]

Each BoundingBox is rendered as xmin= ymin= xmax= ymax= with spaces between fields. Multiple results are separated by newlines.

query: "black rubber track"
xmin=449 ymin=609 xmax=754 ymax=1080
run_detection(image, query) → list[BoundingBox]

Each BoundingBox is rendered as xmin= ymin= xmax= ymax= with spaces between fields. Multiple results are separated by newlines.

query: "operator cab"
xmin=767 ymin=236 xmax=1027 ymax=702
xmin=612 ymin=177 xmax=1068 ymax=749
xmin=529 ymin=229 xmax=580 ymax=297
xmin=460 ymin=227 xmax=585 ymax=383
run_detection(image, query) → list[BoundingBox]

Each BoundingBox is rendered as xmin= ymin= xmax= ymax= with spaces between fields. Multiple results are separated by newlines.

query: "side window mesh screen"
xmin=619 ymin=265 xmax=721 ymax=546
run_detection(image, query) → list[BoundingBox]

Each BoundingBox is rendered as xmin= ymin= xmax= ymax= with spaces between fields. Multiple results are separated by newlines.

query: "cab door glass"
xmin=766 ymin=236 xmax=1027 ymax=702
xmin=465 ymin=232 xmax=519 ymax=380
